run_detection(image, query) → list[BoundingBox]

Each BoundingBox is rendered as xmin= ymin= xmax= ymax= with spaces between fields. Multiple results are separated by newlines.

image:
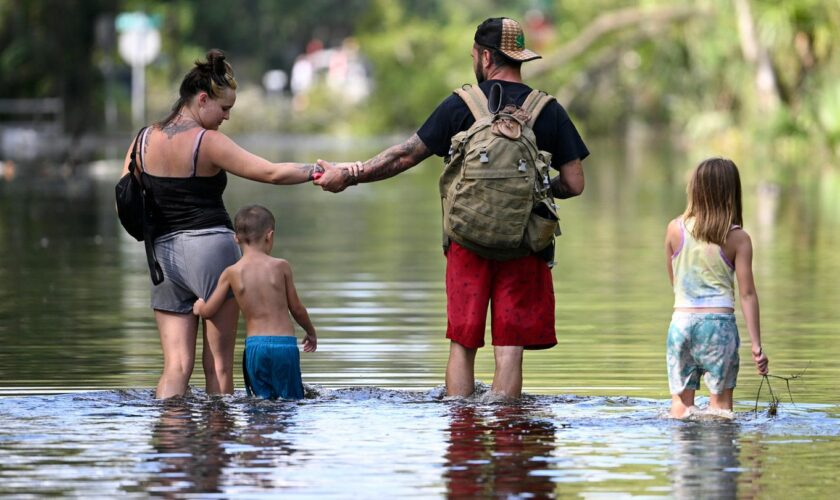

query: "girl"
xmin=664 ymin=157 xmax=769 ymax=417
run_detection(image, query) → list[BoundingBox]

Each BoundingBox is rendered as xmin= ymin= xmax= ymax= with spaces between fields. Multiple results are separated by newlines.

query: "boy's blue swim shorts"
xmin=243 ymin=335 xmax=304 ymax=400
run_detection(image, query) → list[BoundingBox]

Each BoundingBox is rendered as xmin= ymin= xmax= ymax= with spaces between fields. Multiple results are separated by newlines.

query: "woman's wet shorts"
xmin=666 ymin=312 xmax=740 ymax=395
xmin=445 ymin=241 xmax=557 ymax=350
xmin=244 ymin=335 xmax=304 ymax=400
xmin=150 ymin=227 xmax=241 ymax=313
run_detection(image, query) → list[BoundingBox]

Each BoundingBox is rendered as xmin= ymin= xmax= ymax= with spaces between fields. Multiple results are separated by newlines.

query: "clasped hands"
xmin=312 ymin=159 xmax=364 ymax=193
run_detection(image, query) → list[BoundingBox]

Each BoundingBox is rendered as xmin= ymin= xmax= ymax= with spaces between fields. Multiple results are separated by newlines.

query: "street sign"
xmin=116 ymin=12 xmax=161 ymax=67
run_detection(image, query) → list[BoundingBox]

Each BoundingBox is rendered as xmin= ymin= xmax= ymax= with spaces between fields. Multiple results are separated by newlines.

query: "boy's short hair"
xmin=234 ymin=205 xmax=275 ymax=244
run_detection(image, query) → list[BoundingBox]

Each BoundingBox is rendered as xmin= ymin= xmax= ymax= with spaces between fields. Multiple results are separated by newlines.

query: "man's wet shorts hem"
xmin=445 ymin=241 xmax=556 ymax=349
xmin=244 ymin=335 xmax=304 ymax=400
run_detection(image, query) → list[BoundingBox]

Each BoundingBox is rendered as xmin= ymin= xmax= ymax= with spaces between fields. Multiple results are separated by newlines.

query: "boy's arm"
xmin=193 ymin=268 xmax=232 ymax=318
xmin=282 ymin=261 xmax=317 ymax=352
xmin=732 ymin=230 xmax=769 ymax=375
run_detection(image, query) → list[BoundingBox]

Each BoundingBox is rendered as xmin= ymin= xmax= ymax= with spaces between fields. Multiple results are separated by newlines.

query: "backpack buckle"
xmin=480 ymin=150 xmax=489 ymax=163
xmin=517 ymin=159 xmax=527 ymax=172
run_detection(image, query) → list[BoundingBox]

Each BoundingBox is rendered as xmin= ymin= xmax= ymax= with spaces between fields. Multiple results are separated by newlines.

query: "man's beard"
xmin=474 ymin=62 xmax=485 ymax=84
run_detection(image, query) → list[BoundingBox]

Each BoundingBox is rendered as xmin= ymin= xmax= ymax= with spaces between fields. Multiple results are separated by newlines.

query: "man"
xmin=315 ymin=17 xmax=589 ymax=398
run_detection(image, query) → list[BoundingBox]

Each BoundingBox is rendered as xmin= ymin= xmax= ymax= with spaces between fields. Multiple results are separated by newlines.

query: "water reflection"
xmin=669 ymin=421 xmax=763 ymax=499
xmin=234 ymin=403 xmax=301 ymax=489
xmin=141 ymin=398 xmax=236 ymax=496
xmin=444 ymin=404 xmax=557 ymax=498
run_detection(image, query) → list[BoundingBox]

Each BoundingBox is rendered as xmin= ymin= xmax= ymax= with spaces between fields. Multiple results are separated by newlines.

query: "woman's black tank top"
xmin=138 ymin=128 xmax=233 ymax=240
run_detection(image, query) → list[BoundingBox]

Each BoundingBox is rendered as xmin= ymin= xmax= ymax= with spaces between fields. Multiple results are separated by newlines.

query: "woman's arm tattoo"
xmin=299 ymin=163 xmax=323 ymax=181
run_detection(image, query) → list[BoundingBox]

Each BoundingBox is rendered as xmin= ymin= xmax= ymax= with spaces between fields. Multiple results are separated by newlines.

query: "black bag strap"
xmin=130 ymin=126 xmax=165 ymax=286
xmin=143 ymin=230 xmax=165 ymax=285
xmin=128 ymin=127 xmax=147 ymax=176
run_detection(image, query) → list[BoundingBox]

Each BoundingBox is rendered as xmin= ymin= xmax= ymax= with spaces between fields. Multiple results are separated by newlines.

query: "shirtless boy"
xmin=193 ymin=204 xmax=317 ymax=399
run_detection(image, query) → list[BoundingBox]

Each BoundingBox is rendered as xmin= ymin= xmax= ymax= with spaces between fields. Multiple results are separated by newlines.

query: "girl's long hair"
xmin=158 ymin=48 xmax=238 ymax=127
xmin=683 ymin=157 xmax=743 ymax=246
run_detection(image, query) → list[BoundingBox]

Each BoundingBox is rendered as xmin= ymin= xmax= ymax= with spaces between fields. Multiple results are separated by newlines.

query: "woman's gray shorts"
xmin=150 ymin=227 xmax=241 ymax=313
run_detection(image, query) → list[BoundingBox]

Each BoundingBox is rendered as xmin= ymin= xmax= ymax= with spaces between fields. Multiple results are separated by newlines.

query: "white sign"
xmin=115 ymin=12 xmax=161 ymax=128
xmin=118 ymin=28 xmax=160 ymax=67
xmin=116 ymin=12 xmax=161 ymax=67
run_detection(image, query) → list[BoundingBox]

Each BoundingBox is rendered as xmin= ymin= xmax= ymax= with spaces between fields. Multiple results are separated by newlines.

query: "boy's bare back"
xmin=195 ymin=248 xmax=316 ymax=352
xmin=226 ymin=253 xmax=297 ymax=336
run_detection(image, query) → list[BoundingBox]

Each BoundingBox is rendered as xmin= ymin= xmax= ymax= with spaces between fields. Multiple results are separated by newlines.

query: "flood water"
xmin=1 ymin=136 xmax=838 ymax=497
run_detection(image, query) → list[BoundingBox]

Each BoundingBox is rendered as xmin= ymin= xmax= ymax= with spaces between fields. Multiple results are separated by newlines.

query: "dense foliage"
xmin=1 ymin=0 xmax=838 ymax=168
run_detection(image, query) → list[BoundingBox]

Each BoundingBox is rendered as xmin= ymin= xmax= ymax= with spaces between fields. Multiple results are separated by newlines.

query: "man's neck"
xmin=484 ymin=66 xmax=522 ymax=83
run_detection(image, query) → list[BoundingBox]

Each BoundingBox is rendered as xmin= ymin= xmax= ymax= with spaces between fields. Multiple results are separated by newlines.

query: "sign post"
xmin=116 ymin=12 xmax=161 ymax=129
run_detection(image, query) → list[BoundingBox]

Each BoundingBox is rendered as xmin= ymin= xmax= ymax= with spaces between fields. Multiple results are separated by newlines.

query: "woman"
xmin=120 ymin=49 xmax=322 ymax=398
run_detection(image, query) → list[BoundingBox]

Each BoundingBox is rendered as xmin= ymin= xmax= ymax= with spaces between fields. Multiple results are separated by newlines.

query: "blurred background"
xmin=1 ymin=0 xmax=838 ymax=175
xmin=2 ymin=4 xmax=840 ymax=497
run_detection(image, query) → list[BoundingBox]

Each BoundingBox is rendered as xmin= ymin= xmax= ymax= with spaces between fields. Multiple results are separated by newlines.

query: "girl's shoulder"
xmin=724 ymin=225 xmax=752 ymax=251
xmin=666 ymin=216 xmax=684 ymax=234
xmin=665 ymin=216 xmax=684 ymax=254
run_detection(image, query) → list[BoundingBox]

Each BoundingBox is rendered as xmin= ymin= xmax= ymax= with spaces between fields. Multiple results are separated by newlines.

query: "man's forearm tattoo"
xmin=347 ymin=134 xmax=432 ymax=184
xmin=550 ymin=176 xmax=574 ymax=199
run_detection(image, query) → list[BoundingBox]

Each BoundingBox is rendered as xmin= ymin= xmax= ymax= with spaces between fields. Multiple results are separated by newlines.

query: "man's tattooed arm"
xmin=352 ymin=134 xmax=432 ymax=184
xmin=549 ymin=159 xmax=585 ymax=199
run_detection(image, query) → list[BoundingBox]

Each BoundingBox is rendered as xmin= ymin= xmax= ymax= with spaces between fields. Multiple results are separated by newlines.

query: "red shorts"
xmin=445 ymin=241 xmax=556 ymax=350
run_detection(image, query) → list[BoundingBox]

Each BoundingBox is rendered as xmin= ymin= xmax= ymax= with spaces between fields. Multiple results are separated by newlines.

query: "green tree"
xmin=0 ymin=0 xmax=118 ymax=135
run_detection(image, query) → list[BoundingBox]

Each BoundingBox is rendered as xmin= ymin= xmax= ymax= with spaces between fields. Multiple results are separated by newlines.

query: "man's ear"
xmin=234 ymin=234 xmax=241 ymax=245
xmin=266 ymin=229 xmax=275 ymax=241
xmin=481 ymin=49 xmax=493 ymax=69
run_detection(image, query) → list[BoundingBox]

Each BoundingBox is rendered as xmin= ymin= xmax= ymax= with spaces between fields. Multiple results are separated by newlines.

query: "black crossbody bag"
xmin=115 ymin=127 xmax=165 ymax=285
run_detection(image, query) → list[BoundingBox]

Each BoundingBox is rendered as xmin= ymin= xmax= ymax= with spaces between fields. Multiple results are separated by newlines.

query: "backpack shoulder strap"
xmin=453 ymin=84 xmax=491 ymax=121
xmin=521 ymin=90 xmax=556 ymax=128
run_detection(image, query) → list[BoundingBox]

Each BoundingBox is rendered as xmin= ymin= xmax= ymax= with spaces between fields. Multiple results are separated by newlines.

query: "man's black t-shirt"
xmin=416 ymin=80 xmax=590 ymax=167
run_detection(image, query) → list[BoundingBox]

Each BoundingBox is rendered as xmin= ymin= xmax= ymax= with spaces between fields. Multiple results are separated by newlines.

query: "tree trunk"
xmin=733 ymin=0 xmax=781 ymax=112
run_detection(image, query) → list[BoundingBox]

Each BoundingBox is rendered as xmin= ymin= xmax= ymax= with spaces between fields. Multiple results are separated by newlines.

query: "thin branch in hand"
xmin=754 ymin=364 xmax=810 ymax=416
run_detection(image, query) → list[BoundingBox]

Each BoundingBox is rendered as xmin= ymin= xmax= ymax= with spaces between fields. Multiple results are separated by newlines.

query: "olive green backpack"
xmin=439 ymin=83 xmax=561 ymax=261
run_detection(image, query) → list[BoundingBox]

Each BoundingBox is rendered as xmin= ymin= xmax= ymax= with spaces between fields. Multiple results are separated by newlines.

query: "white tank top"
xmin=672 ymin=217 xmax=737 ymax=309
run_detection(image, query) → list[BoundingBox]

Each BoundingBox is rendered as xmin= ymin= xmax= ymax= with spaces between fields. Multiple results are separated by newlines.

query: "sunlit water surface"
xmin=1 ymin=137 xmax=839 ymax=497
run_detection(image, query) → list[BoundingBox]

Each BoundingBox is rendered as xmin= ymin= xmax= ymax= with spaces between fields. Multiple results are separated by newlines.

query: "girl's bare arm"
xmin=731 ymin=229 xmax=769 ymax=374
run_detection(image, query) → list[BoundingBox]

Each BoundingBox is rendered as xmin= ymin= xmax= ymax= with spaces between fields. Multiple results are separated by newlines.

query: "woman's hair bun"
xmin=206 ymin=48 xmax=227 ymax=77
